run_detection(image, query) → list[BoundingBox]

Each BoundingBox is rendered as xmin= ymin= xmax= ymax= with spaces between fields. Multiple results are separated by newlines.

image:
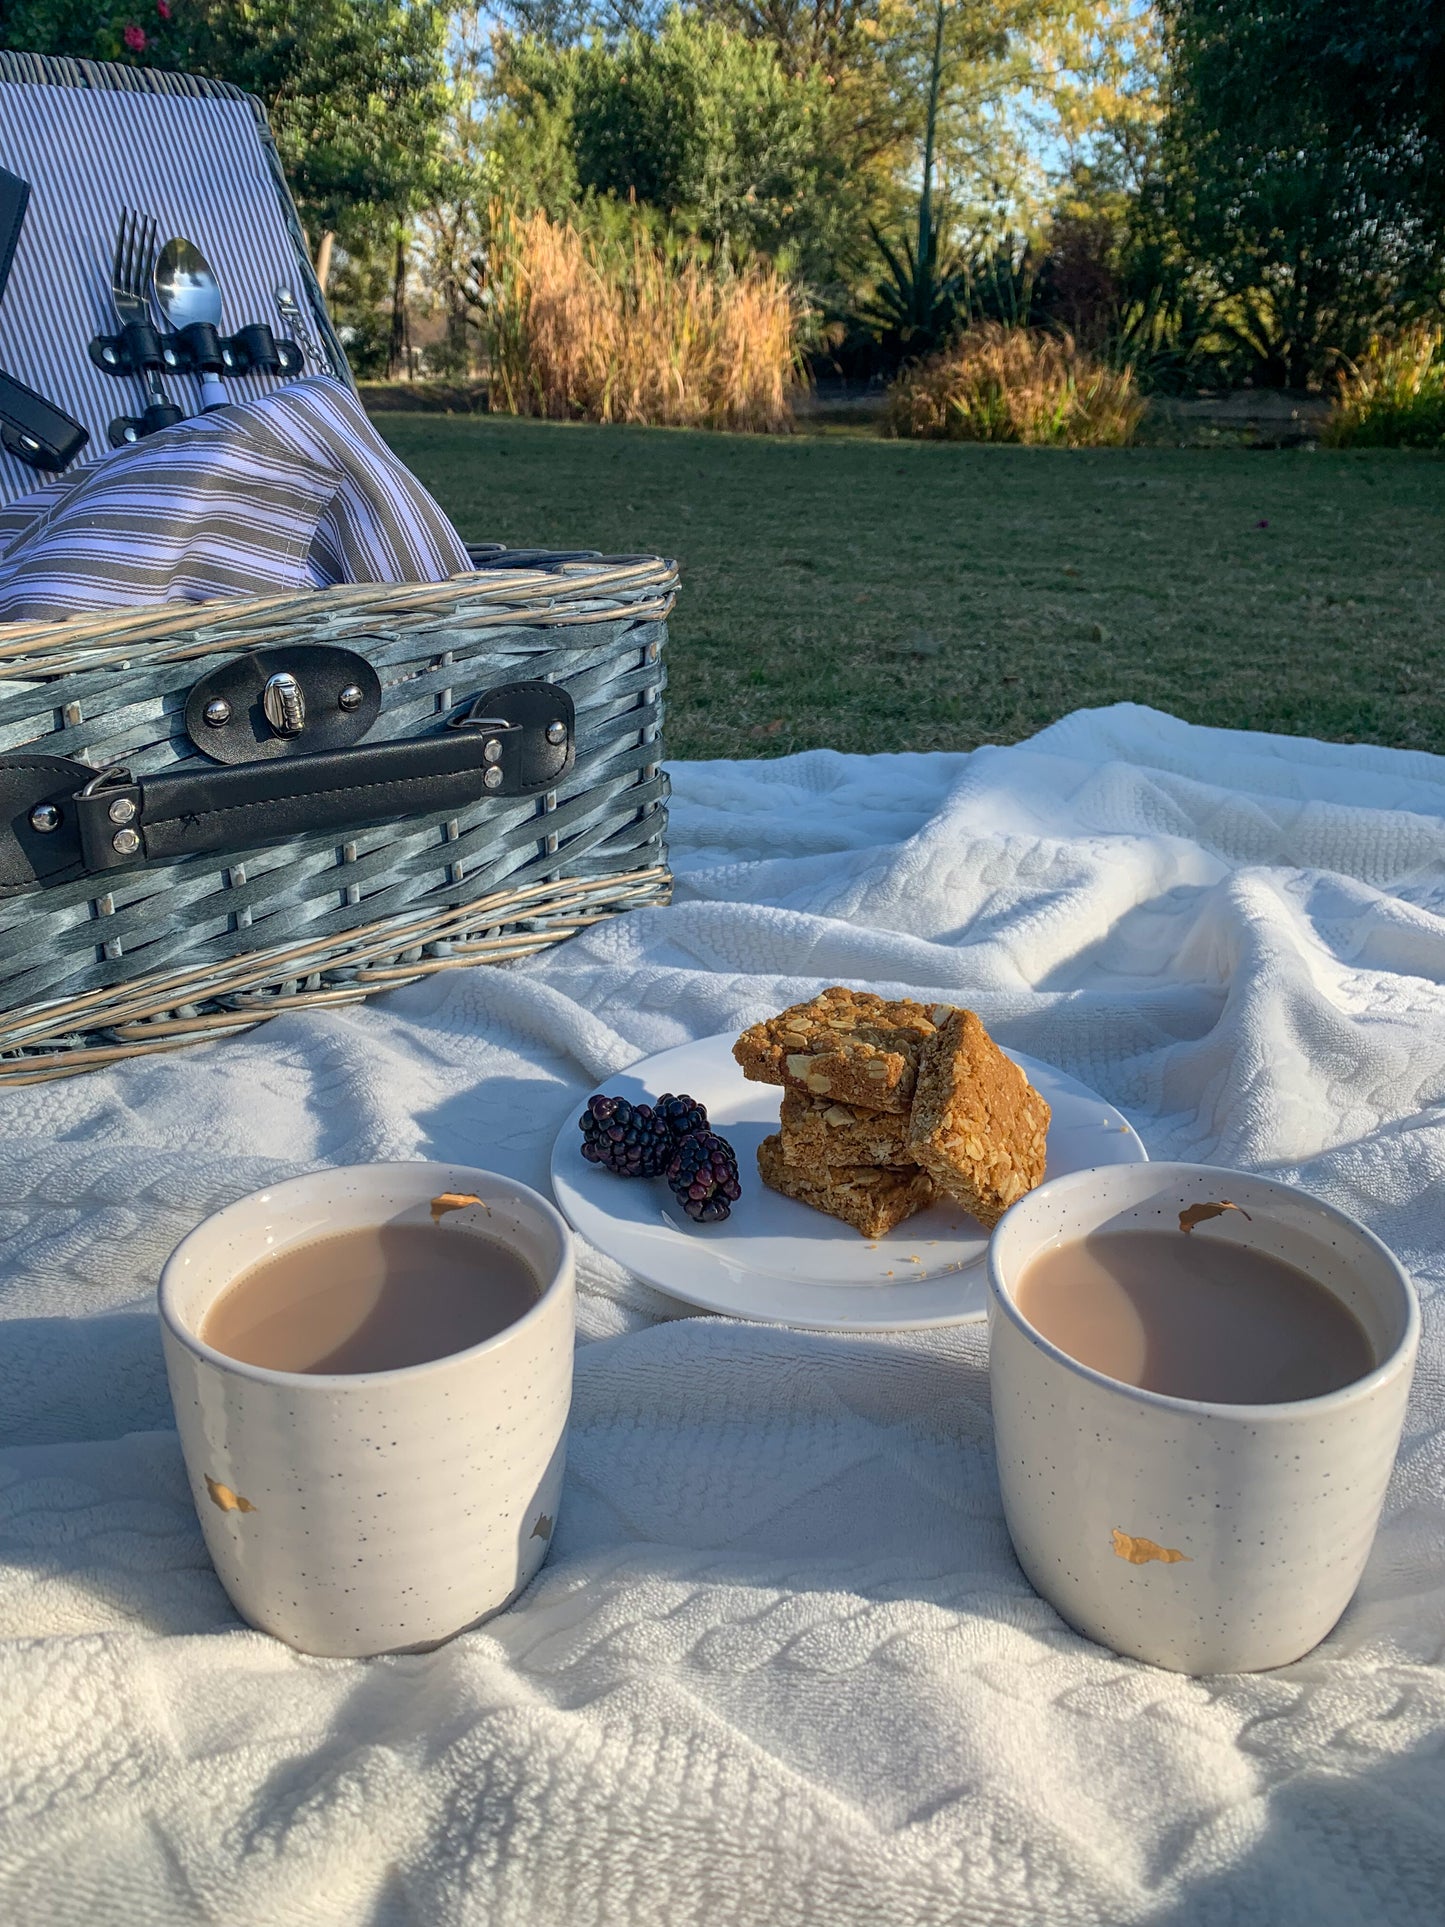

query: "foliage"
xmin=1025 ymin=186 xmax=1218 ymax=392
xmin=857 ymin=226 xmax=1036 ymax=360
xmin=845 ymin=0 xmax=1157 ymax=370
xmin=884 ymin=322 xmax=1143 ymax=444
xmin=0 ymin=0 xmax=189 ymax=69
xmin=1157 ymin=1 xmax=1445 ymax=388
xmin=855 ymin=226 xmax=968 ymax=360
xmin=1266 ymin=2 xmax=1445 ymax=236
xmin=478 ymin=204 xmax=803 ymax=430
xmin=206 ymin=0 xmax=451 ymax=241
xmin=1323 ymin=328 xmax=1445 ymax=450
xmin=488 ymin=10 xmax=863 ymax=287
xmin=1031 ymin=0 xmax=1163 ymax=204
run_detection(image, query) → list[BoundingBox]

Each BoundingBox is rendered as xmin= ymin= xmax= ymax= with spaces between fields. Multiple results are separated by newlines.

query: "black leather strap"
xmin=53 ymin=680 xmax=574 ymax=878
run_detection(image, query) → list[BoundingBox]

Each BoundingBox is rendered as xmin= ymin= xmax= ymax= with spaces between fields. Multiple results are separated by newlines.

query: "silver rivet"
xmin=204 ymin=698 xmax=232 ymax=727
xmin=163 ymin=348 xmax=178 ymax=367
xmin=102 ymin=346 xmax=118 ymax=364
xmin=108 ymin=796 xmax=137 ymax=825
xmin=111 ymin=827 xmax=141 ymax=855
xmin=544 ymin=721 xmax=568 ymax=745
xmin=482 ymin=738 xmax=504 ymax=766
xmin=29 ymin=803 xmax=60 ymax=833
xmin=483 ymin=766 xmax=504 ymax=790
xmin=338 ymin=684 xmax=364 ymax=712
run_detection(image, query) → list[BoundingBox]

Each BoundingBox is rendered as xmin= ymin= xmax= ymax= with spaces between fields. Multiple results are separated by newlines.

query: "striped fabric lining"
xmin=0 ymin=377 xmax=473 ymax=620
xmin=0 ymin=54 xmax=250 ymax=101
xmin=0 ymin=58 xmax=349 ymax=506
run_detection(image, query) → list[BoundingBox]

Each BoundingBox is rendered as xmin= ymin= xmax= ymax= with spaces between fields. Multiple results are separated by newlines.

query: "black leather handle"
xmin=62 ymin=681 xmax=573 ymax=877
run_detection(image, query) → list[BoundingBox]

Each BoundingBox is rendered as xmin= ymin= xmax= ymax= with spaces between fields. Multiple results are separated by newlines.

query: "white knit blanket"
xmin=1 ymin=703 xmax=1442 ymax=1926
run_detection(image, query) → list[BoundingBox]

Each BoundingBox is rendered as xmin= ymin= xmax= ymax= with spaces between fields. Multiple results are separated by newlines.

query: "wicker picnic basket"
xmin=0 ymin=55 xmax=672 ymax=1083
xmin=0 ymin=551 xmax=674 ymax=1082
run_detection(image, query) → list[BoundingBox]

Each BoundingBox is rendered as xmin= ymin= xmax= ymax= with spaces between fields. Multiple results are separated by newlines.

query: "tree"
xmin=1159 ymin=1 xmax=1445 ymax=386
xmin=1283 ymin=1 xmax=1445 ymax=233
xmin=490 ymin=9 xmax=865 ymax=284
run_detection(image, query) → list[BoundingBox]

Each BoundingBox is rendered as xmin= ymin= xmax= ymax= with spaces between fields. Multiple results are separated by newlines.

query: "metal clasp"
xmin=262 ymin=671 xmax=306 ymax=737
xmin=78 ymin=764 xmax=136 ymax=798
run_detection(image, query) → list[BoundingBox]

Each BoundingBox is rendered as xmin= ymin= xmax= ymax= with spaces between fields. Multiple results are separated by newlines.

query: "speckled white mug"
xmin=160 ymin=1162 xmax=574 ymax=1658
xmin=987 ymin=1163 xmax=1418 ymax=1674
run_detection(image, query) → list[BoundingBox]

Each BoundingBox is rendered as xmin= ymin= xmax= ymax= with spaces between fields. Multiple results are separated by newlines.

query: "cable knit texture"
xmin=0 ymin=703 xmax=1442 ymax=1924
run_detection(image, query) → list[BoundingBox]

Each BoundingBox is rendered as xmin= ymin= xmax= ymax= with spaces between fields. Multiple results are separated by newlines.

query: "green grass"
xmin=375 ymin=414 xmax=1445 ymax=761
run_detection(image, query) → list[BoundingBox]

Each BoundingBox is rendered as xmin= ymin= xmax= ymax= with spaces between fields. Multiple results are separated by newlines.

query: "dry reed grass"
xmin=886 ymin=324 xmax=1144 ymax=446
xmin=1323 ymin=325 xmax=1445 ymax=448
xmin=482 ymin=207 xmax=802 ymax=433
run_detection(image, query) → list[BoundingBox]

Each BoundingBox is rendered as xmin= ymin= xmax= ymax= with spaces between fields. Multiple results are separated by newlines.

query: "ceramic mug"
xmin=160 ymin=1162 xmax=574 ymax=1658
xmin=987 ymin=1162 xmax=1418 ymax=1674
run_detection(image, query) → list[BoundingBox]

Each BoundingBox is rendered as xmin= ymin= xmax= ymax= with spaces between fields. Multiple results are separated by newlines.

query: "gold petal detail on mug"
xmin=1178 ymin=1201 xmax=1252 ymax=1234
xmin=205 ymin=1476 xmax=257 ymax=1514
xmin=530 ymin=1514 xmax=553 ymax=1540
xmin=1112 ymin=1528 xmax=1189 ymax=1565
xmin=430 ymin=1191 xmax=486 ymax=1223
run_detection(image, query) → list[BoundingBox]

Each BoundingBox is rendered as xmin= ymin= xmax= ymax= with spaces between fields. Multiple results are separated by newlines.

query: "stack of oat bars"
xmin=734 ymin=989 xmax=1052 ymax=1238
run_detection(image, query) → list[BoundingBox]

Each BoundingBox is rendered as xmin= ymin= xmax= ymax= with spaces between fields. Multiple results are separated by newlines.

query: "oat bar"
xmin=733 ymin=987 xmax=950 ymax=1115
xmin=905 ymin=1008 xmax=1050 ymax=1229
xmin=757 ymin=1133 xmax=935 ymax=1238
xmin=778 ymin=1088 xmax=913 ymax=1171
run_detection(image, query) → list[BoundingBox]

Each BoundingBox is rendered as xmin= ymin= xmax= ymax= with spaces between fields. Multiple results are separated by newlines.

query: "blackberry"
xmin=579 ymin=1095 xmax=673 ymax=1177
xmin=654 ymin=1092 xmax=710 ymax=1142
xmin=665 ymin=1130 xmax=743 ymax=1223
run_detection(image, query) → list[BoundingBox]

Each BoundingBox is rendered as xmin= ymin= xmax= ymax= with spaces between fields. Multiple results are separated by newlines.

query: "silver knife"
xmin=275 ymin=283 xmax=337 ymax=378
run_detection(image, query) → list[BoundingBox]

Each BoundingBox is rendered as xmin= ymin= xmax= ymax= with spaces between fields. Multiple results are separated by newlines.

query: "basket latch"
xmin=185 ymin=644 xmax=383 ymax=763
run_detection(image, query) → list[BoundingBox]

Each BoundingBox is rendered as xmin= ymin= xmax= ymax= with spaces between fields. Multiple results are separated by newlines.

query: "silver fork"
xmin=112 ymin=208 xmax=182 ymax=435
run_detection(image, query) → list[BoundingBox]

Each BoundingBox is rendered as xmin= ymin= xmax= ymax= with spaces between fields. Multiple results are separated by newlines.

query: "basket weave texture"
xmin=0 ymin=553 xmax=674 ymax=1081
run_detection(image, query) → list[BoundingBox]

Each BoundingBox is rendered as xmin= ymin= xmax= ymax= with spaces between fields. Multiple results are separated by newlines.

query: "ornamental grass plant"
xmin=482 ymin=207 xmax=803 ymax=432
xmin=1323 ymin=327 xmax=1445 ymax=449
xmin=885 ymin=323 xmax=1144 ymax=447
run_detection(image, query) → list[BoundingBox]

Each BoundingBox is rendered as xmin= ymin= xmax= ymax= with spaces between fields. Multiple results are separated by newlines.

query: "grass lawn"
xmin=375 ymin=413 xmax=1445 ymax=762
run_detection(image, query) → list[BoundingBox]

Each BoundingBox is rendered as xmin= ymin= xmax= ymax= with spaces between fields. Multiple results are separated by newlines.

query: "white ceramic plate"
xmin=550 ymin=1032 xmax=1147 ymax=1331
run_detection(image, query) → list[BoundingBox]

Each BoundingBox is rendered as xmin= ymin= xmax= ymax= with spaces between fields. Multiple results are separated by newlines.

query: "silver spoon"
xmin=154 ymin=236 xmax=227 ymax=409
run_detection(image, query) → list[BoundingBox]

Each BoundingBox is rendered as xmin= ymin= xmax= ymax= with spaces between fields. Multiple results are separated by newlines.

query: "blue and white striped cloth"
xmin=0 ymin=377 xmax=474 ymax=622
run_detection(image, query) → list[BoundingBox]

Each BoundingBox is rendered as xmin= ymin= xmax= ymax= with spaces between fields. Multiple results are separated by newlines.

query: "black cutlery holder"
xmin=228 ymin=323 xmax=301 ymax=378
xmin=172 ymin=320 xmax=224 ymax=373
xmin=89 ymin=318 xmax=166 ymax=379
xmin=90 ymin=321 xmax=304 ymax=386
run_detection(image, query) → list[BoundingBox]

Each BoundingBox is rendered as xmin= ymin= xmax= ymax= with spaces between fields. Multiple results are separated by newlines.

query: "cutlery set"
xmin=0 ymin=176 xmax=330 ymax=473
xmin=90 ymin=208 xmax=310 ymax=447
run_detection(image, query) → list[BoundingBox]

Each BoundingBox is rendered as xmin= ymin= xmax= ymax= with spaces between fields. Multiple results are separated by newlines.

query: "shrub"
xmin=480 ymin=206 xmax=803 ymax=432
xmin=885 ymin=324 xmax=1145 ymax=446
xmin=1323 ymin=327 xmax=1445 ymax=448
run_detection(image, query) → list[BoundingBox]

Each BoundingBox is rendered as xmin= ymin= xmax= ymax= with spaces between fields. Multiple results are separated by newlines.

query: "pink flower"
xmin=123 ymin=23 xmax=147 ymax=49
xmin=156 ymin=1 xmax=171 ymax=16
